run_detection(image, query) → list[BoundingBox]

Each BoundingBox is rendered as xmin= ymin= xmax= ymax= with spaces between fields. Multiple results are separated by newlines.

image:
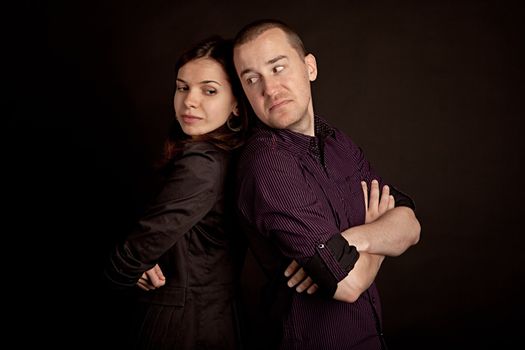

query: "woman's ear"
xmin=233 ymin=103 xmax=239 ymax=116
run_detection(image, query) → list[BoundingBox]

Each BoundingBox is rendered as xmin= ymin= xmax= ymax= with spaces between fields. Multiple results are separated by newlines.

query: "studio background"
xmin=6 ymin=0 xmax=524 ymax=348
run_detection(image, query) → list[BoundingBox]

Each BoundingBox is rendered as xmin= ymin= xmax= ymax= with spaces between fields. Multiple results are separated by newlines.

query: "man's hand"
xmin=137 ymin=264 xmax=166 ymax=291
xmin=283 ymin=180 xmax=394 ymax=296
xmin=284 ymin=260 xmax=319 ymax=294
xmin=333 ymin=180 xmax=401 ymax=302
xmin=362 ymin=179 xmax=394 ymax=224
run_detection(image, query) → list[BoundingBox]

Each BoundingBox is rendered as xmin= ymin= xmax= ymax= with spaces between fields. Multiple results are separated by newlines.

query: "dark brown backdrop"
xmin=6 ymin=0 xmax=524 ymax=348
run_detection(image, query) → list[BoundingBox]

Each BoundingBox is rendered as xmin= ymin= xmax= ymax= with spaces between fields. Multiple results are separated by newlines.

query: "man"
xmin=233 ymin=19 xmax=421 ymax=349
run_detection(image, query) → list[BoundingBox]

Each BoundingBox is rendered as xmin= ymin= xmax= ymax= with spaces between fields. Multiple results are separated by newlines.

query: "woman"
xmin=105 ymin=36 xmax=248 ymax=349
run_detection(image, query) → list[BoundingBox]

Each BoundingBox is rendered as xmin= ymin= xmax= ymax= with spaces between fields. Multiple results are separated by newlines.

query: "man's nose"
xmin=262 ymin=77 xmax=279 ymax=97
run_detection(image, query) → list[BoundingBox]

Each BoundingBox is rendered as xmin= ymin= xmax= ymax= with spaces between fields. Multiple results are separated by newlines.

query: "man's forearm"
xmin=333 ymin=252 xmax=384 ymax=303
xmin=342 ymin=206 xmax=421 ymax=256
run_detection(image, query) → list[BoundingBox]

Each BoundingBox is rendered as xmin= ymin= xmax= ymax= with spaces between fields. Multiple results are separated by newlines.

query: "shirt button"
xmin=318 ymin=243 xmax=325 ymax=249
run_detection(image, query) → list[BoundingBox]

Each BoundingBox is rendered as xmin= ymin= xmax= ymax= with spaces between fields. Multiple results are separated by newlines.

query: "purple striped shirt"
xmin=237 ymin=116 xmax=387 ymax=349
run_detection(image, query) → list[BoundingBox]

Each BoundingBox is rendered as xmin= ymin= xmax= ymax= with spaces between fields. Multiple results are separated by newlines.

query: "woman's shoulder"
xmin=170 ymin=141 xmax=230 ymax=173
xmin=181 ymin=141 xmax=226 ymax=157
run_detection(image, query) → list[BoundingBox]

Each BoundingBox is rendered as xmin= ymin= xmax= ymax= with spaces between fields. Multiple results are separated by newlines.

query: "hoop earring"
xmin=227 ymin=117 xmax=242 ymax=132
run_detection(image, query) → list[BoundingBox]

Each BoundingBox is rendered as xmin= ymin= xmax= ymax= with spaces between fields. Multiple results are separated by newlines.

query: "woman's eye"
xmin=176 ymin=86 xmax=188 ymax=92
xmin=205 ymin=89 xmax=217 ymax=95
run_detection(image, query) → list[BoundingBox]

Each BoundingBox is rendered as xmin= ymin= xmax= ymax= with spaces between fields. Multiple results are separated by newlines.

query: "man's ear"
xmin=305 ymin=53 xmax=318 ymax=81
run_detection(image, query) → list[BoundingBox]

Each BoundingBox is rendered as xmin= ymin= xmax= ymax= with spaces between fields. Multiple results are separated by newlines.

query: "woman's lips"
xmin=180 ymin=115 xmax=202 ymax=124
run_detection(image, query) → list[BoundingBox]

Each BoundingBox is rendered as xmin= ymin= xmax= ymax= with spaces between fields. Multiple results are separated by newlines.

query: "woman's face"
xmin=174 ymin=58 xmax=238 ymax=136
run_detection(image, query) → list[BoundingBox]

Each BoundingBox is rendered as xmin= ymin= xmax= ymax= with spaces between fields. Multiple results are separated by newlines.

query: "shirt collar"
xmin=253 ymin=115 xmax=335 ymax=157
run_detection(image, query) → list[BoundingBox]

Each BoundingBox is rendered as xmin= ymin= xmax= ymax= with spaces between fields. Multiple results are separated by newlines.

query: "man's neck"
xmin=288 ymin=107 xmax=315 ymax=136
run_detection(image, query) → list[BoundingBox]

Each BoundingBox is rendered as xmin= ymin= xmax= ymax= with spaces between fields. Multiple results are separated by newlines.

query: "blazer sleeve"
xmin=105 ymin=144 xmax=223 ymax=288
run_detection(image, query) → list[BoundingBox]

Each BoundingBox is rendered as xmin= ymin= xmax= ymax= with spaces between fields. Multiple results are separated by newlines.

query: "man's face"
xmin=234 ymin=28 xmax=317 ymax=135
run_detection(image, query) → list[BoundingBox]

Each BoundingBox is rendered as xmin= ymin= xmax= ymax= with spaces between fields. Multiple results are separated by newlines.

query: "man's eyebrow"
xmin=239 ymin=69 xmax=252 ymax=78
xmin=268 ymin=55 xmax=287 ymax=65
xmin=239 ymin=55 xmax=288 ymax=77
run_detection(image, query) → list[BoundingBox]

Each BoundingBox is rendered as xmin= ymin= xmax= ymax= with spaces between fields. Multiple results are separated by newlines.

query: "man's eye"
xmin=274 ymin=65 xmax=284 ymax=73
xmin=247 ymin=76 xmax=259 ymax=85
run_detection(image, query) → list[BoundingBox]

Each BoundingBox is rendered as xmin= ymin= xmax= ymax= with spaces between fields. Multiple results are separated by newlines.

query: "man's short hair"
xmin=234 ymin=19 xmax=307 ymax=58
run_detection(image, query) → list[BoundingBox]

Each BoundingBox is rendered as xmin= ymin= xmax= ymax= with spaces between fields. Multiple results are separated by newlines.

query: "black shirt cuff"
xmin=304 ymin=234 xmax=359 ymax=298
xmin=390 ymin=185 xmax=416 ymax=210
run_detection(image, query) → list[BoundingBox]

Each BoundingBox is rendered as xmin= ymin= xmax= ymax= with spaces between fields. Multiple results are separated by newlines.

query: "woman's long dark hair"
xmin=160 ymin=36 xmax=249 ymax=168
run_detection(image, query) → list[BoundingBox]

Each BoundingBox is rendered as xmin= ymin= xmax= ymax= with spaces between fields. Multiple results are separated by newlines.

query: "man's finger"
xmin=388 ymin=195 xmax=395 ymax=209
xmin=361 ymin=181 xmax=369 ymax=209
xmin=284 ymin=260 xmax=300 ymax=277
xmin=369 ymin=180 xmax=380 ymax=209
xmin=287 ymin=267 xmax=307 ymax=288
xmin=378 ymin=185 xmax=390 ymax=213
xmin=296 ymin=277 xmax=315 ymax=293
xmin=306 ymin=283 xmax=319 ymax=294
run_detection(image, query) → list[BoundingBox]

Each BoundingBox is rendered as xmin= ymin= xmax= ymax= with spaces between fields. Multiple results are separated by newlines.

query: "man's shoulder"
xmin=319 ymin=121 xmax=357 ymax=150
xmin=238 ymin=130 xmax=298 ymax=173
xmin=241 ymin=129 xmax=290 ymax=158
xmin=245 ymin=127 xmax=275 ymax=147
